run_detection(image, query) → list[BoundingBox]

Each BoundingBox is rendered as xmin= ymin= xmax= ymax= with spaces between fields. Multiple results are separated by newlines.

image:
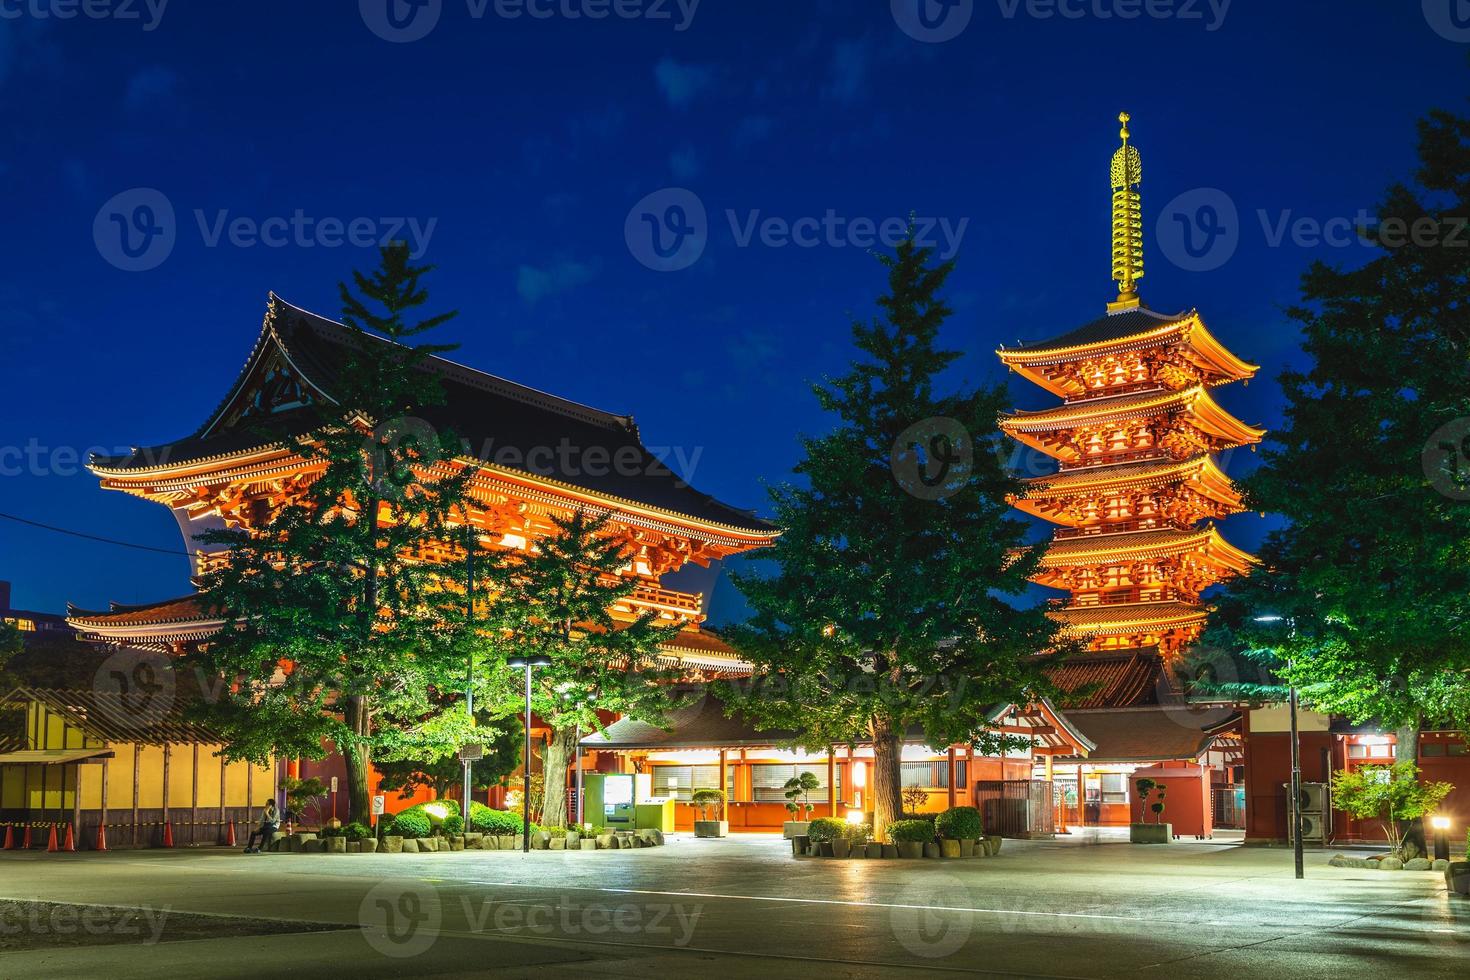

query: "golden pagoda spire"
xmin=1108 ymin=111 xmax=1144 ymax=313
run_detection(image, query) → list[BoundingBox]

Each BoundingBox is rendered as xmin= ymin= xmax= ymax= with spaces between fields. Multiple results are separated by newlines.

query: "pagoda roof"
xmin=998 ymin=308 xmax=1259 ymax=398
xmin=1034 ymin=525 xmax=1257 ymax=574
xmin=89 ymin=295 xmax=775 ymax=538
xmin=1046 ymin=650 xmax=1164 ymax=709
xmin=999 ymin=385 xmax=1264 ymax=461
xmin=1048 ymin=600 xmax=1208 ymax=638
xmin=1018 ymin=454 xmax=1236 ymax=499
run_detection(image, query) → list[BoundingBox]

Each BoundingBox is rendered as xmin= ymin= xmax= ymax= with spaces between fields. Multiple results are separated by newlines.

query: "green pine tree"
xmin=1202 ymin=99 xmax=1470 ymax=758
xmin=722 ymin=229 xmax=1066 ymax=842
xmin=190 ymin=244 xmax=499 ymax=824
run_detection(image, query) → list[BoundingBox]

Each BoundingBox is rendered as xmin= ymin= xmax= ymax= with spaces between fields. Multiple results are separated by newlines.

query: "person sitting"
xmin=243 ymin=799 xmax=280 ymax=853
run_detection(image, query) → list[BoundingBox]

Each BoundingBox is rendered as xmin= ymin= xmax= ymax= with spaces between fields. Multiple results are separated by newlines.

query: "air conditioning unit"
xmin=1287 ymin=810 xmax=1327 ymax=843
xmin=1282 ymin=781 xmax=1329 ymax=815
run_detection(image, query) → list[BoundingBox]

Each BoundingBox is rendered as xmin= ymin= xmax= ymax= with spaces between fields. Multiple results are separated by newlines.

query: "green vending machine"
xmin=583 ymin=773 xmax=636 ymax=830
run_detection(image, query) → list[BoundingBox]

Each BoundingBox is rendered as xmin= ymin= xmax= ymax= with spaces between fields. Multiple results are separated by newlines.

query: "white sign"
xmin=330 ymin=776 xmax=339 ymax=793
xmin=371 ymin=795 xmax=385 ymax=816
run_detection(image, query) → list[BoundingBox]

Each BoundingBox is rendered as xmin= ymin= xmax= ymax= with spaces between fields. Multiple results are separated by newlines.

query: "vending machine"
xmin=583 ymin=773 xmax=636 ymax=829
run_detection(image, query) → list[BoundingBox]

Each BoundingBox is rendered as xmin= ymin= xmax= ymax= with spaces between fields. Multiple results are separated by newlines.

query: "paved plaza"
xmin=0 ymin=834 xmax=1463 ymax=978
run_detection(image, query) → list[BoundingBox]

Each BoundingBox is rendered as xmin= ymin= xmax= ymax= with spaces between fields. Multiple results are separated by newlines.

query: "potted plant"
xmin=935 ymin=805 xmax=982 ymax=858
xmin=805 ymin=817 xmax=844 ymax=857
xmin=1130 ymin=778 xmax=1173 ymax=844
xmin=889 ymin=819 xmax=935 ymax=859
xmin=782 ymin=772 xmax=820 ymax=839
xmin=691 ymin=788 xmax=729 ymax=838
xmin=345 ymin=822 xmax=375 ymax=853
xmin=843 ymin=820 xmax=873 ymax=859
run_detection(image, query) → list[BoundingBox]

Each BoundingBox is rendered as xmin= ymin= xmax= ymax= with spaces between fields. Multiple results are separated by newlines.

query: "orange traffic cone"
xmin=2 ymin=825 xmax=12 ymax=850
xmin=225 ymin=821 xmax=236 ymax=847
xmin=161 ymin=822 xmax=174 ymax=848
xmin=46 ymin=826 xmax=58 ymax=852
xmin=96 ymin=824 xmax=108 ymax=852
xmin=63 ymin=825 xmax=76 ymax=852
xmin=22 ymin=825 xmax=32 ymax=849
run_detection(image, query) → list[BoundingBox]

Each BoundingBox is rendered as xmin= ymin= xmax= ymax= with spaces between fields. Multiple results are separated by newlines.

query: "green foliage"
xmin=187 ymin=245 xmax=494 ymax=825
xmin=374 ymin=713 xmax=523 ymax=800
xmin=442 ymin=814 xmax=464 ymax=835
xmin=342 ymin=822 xmax=372 ymax=842
xmin=783 ymin=772 xmax=820 ymax=817
xmin=1331 ymin=761 xmax=1454 ymax=854
xmin=691 ymin=788 xmax=726 ymax=822
xmin=1200 ymin=101 xmax=1470 ymax=735
xmin=805 ymin=817 xmax=846 ymax=844
xmin=389 ymin=809 xmax=432 ymax=839
xmin=934 ymin=805 xmax=982 ymax=841
xmin=468 ymin=802 xmax=532 ymax=836
xmin=1133 ymin=779 xmax=1167 ymax=825
xmin=901 ymin=785 xmax=930 ymax=814
xmin=284 ymin=777 xmax=329 ymax=825
xmin=887 ymin=819 xmax=937 ymax=844
xmin=720 ymin=229 xmax=1067 ymax=840
xmin=545 ymin=826 xmax=568 ymax=838
xmin=843 ymin=821 xmax=874 ymax=845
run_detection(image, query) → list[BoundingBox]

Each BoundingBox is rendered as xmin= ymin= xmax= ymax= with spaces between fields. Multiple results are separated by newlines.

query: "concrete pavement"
xmin=0 ymin=834 xmax=1463 ymax=978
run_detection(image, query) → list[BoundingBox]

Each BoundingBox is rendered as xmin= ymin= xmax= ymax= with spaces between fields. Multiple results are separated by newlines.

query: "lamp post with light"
xmin=1432 ymin=815 xmax=1452 ymax=862
xmin=507 ymin=654 xmax=552 ymax=852
xmin=1255 ymin=613 xmax=1304 ymax=880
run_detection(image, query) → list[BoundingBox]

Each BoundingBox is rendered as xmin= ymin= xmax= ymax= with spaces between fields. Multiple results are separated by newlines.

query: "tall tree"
xmin=490 ymin=509 xmax=684 ymax=828
xmin=374 ymin=710 xmax=523 ymax=801
xmin=1203 ymin=101 xmax=1470 ymax=756
xmin=191 ymin=244 xmax=497 ymax=823
xmin=722 ymin=231 xmax=1064 ymax=841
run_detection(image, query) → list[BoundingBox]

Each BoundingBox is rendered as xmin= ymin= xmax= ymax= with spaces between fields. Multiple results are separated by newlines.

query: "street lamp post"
xmin=1256 ymin=613 xmax=1303 ymax=880
xmin=507 ymin=654 xmax=551 ymax=853
xmin=462 ymin=537 xmax=475 ymax=827
xmin=1432 ymin=815 xmax=1451 ymax=862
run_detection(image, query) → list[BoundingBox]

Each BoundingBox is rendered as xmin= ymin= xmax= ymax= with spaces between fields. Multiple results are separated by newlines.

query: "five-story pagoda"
xmin=998 ymin=114 xmax=1263 ymax=698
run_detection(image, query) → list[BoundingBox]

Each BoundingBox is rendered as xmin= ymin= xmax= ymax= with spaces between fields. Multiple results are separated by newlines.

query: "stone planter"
xmin=360 ymin=838 xmax=378 ymax=854
xmin=865 ymin=843 xmax=884 ymax=859
xmin=346 ymin=841 xmax=361 ymax=854
xmin=986 ymin=835 xmax=1002 ymax=855
xmin=940 ymin=840 xmax=960 ymax=859
xmin=401 ymin=839 xmax=420 ymax=853
xmin=1130 ymin=823 xmax=1173 ymax=845
xmin=830 ymin=838 xmax=852 ymax=859
xmin=897 ymin=842 xmax=923 ymax=859
xmin=449 ymin=838 xmax=465 ymax=852
xmin=530 ymin=834 xmax=549 ymax=850
xmin=782 ymin=821 xmax=811 ymax=840
xmin=922 ymin=842 xmax=941 ymax=859
xmin=693 ymin=820 xmax=729 ymax=839
xmin=580 ymin=839 xmax=598 ymax=851
xmin=596 ymin=833 xmax=617 ymax=850
xmin=464 ymin=833 xmax=483 ymax=847
xmin=958 ymin=839 xmax=976 ymax=858
xmin=497 ymin=836 xmax=515 ymax=851
xmin=549 ymin=838 xmax=566 ymax=850
xmin=881 ymin=844 xmax=898 ymax=859
xmin=791 ymin=835 xmax=810 ymax=857
xmin=326 ymin=836 xmax=347 ymax=854
xmin=1444 ymin=861 xmax=1469 ymax=895
xmin=382 ymin=835 xmax=404 ymax=854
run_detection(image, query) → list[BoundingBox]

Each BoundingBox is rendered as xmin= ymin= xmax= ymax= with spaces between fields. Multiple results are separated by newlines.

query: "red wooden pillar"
xmin=946 ymin=748 xmax=957 ymax=809
xmin=718 ymin=749 xmax=728 ymax=822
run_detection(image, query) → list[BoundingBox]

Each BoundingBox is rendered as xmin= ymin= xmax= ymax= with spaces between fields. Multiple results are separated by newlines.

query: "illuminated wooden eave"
xmin=1049 ymin=601 xmax=1209 ymax=636
xmin=1032 ymin=525 xmax=1259 ymax=574
xmin=1015 ymin=454 xmax=1240 ymax=502
xmin=999 ymin=385 xmax=1265 ymax=446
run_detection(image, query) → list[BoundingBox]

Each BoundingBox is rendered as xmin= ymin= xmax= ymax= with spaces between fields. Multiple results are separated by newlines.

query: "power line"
xmin=0 ymin=510 xmax=191 ymax=558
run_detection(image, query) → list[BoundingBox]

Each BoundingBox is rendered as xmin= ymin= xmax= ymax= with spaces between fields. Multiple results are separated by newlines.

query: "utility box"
xmin=635 ymin=798 xmax=676 ymax=832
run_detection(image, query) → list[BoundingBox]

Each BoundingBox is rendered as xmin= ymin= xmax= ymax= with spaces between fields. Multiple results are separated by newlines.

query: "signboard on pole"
xmin=458 ymin=744 xmax=484 ymax=762
xmin=372 ymin=795 xmax=385 ymax=816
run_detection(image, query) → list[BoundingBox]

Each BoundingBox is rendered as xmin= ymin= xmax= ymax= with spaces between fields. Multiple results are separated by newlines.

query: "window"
xmin=3 ymin=618 xmax=34 ymax=632
xmin=750 ymin=763 xmax=839 ymax=803
xmin=1100 ymin=773 xmax=1127 ymax=804
xmin=1450 ymin=743 xmax=1467 ymax=758
xmin=652 ymin=765 xmax=733 ymax=802
xmin=899 ymin=761 xmax=968 ymax=789
xmin=1422 ymin=742 xmax=1446 ymax=758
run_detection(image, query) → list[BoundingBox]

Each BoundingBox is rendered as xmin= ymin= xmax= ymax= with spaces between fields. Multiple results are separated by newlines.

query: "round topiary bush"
xmin=935 ymin=805 xmax=983 ymax=841
xmin=389 ymin=809 xmax=432 ymax=840
xmin=468 ymin=802 xmax=532 ymax=835
xmin=805 ymin=817 xmax=845 ymax=844
xmin=442 ymin=813 xmax=464 ymax=836
xmin=888 ymin=819 xmax=936 ymax=844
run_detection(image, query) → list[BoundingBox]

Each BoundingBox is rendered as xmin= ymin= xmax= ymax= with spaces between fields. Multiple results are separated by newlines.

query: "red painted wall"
xmin=1242 ymin=726 xmax=1334 ymax=843
xmin=1131 ymin=764 xmax=1212 ymax=838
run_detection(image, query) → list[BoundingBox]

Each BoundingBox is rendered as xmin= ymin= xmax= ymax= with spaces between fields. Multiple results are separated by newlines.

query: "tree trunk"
xmin=539 ymin=725 xmax=579 ymax=829
xmin=1395 ymin=723 xmax=1426 ymax=858
xmin=870 ymin=715 xmax=903 ymax=843
xmin=343 ymin=695 xmax=372 ymax=825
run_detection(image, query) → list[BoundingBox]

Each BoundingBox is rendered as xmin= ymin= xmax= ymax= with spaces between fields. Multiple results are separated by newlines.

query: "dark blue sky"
xmin=0 ymin=1 xmax=1462 ymax=618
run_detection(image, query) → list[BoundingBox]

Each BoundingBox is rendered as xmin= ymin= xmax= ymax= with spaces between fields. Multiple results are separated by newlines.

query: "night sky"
xmin=0 ymin=2 xmax=1462 ymax=621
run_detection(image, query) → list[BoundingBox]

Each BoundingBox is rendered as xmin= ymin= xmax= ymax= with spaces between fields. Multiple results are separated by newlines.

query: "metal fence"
xmin=975 ymin=779 xmax=1055 ymax=838
xmin=1210 ymin=786 xmax=1245 ymax=829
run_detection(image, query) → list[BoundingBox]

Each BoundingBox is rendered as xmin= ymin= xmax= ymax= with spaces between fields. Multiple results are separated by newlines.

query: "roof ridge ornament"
xmin=1108 ymin=111 xmax=1145 ymax=314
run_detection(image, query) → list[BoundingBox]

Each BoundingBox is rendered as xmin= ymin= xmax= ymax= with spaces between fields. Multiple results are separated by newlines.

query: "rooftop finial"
xmin=1109 ymin=111 xmax=1144 ymax=313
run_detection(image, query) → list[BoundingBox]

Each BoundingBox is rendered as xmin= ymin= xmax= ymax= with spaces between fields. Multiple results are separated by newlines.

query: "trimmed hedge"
xmin=888 ymin=819 xmax=936 ymax=843
xmin=805 ymin=817 xmax=845 ymax=844
xmin=388 ymin=801 xmax=539 ymax=838
xmin=935 ymin=805 xmax=983 ymax=841
xmin=442 ymin=814 xmax=464 ymax=835
xmin=389 ymin=809 xmax=432 ymax=839
xmin=470 ymin=801 xmax=538 ymax=835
